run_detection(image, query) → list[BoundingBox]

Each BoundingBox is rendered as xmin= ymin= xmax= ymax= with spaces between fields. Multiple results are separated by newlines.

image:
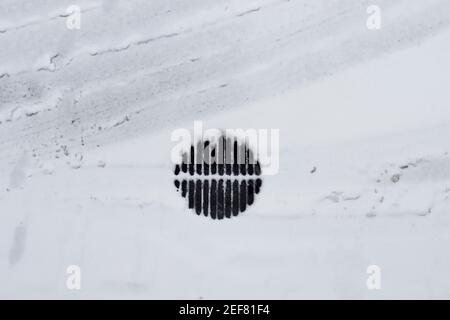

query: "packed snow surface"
xmin=1 ymin=0 xmax=450 ymax=298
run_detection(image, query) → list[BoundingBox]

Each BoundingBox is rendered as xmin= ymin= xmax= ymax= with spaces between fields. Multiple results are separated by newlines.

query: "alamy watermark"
xmin=366 ymin=5 xmax=382 ymax=30
xmin=366 ymin=265 xmax=381 ymax=290
xmin=66 ymin=264 xmax=81 ymax=290
xmin=171 ymin=121 xmax=280 ymax=176
xmin=66 ymin=5 xmax=81 ymax=30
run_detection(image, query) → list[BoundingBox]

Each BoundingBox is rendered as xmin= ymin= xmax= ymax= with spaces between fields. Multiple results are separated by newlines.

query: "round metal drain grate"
xmin=174 ymin=135 xmax=263 ymax=219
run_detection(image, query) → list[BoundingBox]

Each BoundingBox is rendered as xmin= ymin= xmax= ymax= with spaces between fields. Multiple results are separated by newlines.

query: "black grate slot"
xmin=203 ymin=180 xmax=209 ymax=217
xmin=217 ymin=179 xmax=225 ymax=220
xmin=247 ymin=180 xmax=255 ymax=205
xmin=239 ymin=180 xmax=247 ymax=213
xmin=195 ymin=180 xmax=202 ymax=215
xmin=210 ymin=179 xmax=217 ymax=219
xmin=232 ymin=180 xmax=239 ymax=216
xmin=188 ymin=180 xmax=195 ymax=209
xmin=225 ymin=180 xmax=232 ymax=218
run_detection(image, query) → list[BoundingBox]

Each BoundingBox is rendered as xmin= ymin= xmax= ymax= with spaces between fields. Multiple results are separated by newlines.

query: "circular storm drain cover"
xmin=174 ymin=135 xmax=263 ymax=219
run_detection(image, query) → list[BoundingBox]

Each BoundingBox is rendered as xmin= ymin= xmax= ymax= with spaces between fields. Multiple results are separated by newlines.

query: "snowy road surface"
xmin=1 ymin=0 xmax=450 ymax=298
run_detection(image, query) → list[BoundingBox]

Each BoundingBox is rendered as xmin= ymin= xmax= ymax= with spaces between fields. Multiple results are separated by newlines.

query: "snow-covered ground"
xmin=1 ymin=0 xmax=450 ymax=299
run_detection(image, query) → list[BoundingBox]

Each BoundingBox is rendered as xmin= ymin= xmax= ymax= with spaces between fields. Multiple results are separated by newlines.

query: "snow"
xmin=1 ymin=0 xmax=450 ymax=299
